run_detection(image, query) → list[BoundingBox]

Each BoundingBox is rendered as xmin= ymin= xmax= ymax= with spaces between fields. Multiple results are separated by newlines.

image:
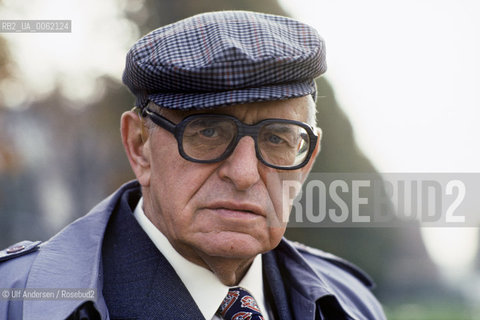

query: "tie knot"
xmin=218 ymin=287 xmax=265 ymax=320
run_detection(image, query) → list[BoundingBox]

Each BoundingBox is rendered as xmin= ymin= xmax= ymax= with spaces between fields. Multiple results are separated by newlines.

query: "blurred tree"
xmin=0 ymin=0 xmax=26 ymax=244
xmin=0 ymin=37 xmax=15 ymax=106
xmin=0 ymin=34 xmax=16 ymax=170
xmin=0 ymin=0 xmax=17 ymax=147
xmin=128 ymin=0 xmax=288 ymax=35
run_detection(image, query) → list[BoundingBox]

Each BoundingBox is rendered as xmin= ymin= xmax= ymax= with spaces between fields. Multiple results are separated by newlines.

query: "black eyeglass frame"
xmin=141 ymin=107 xmax=318 ymax=170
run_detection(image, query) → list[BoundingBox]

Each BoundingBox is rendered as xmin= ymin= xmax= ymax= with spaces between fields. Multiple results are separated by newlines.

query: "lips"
xmin=202 ymin=201 xmax=264 ymax=218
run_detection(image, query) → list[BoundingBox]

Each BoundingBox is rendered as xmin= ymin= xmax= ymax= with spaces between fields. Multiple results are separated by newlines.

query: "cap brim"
xmin=142 ymin=80 xmax=316 ymax=110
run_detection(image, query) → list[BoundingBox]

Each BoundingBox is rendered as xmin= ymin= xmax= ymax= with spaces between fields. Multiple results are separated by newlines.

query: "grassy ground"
xmin=385 ymin=303 xmax=477 ymax=320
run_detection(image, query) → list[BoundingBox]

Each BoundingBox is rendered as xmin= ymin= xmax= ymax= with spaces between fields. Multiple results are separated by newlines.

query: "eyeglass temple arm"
xmin=141 ymin=107 xmax=176 ymax=134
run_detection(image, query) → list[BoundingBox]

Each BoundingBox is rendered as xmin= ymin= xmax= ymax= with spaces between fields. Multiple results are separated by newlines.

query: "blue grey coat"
xmin=0 ymin=181 xmax=386 ymax=319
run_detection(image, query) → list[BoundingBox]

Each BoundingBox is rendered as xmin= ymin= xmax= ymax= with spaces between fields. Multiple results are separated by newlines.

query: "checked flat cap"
xmin=122 ymin=10 xmax=326 ymax=109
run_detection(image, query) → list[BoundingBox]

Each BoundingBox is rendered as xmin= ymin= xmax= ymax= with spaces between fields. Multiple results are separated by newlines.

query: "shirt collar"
xmin=133 ymin=197 xmax=268 ymax=320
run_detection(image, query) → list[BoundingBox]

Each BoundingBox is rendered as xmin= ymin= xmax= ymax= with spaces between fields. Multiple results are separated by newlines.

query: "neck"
xmin=195 ymin=254 xmax=255 ymax=286
xmin=171 ymin=243 xmax=255 ymax=286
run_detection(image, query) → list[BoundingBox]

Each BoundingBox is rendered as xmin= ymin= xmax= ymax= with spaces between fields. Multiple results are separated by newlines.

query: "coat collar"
xmin=264 ymin=239 xmax=332 ymax=320
xmin=264 ymin=239 xmax=363 ymax=320
xmin=101 ymin=187 xmax=204 ymax=320
xmin=23 ymin=181 xmax=141 ymax=320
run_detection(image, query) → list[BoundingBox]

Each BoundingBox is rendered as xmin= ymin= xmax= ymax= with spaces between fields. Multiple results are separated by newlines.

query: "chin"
xmin=197 ymin=232 xmax=271 ymax=259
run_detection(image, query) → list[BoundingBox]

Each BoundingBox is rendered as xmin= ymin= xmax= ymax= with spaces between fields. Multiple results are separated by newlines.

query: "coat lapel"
xmin=263 ymin=239 xmax=353 ymax=320
xmin=262 ymin=251 xmax=295 ymax=320
xmin=23 ymin=181 xmax=204 ymax=320
xmin=102 ymin=185 xmax=203 ymax=320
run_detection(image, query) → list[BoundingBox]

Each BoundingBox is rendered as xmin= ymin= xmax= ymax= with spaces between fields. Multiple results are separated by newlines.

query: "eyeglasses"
xmin=141 ymin=107 xmax=318 ymax=170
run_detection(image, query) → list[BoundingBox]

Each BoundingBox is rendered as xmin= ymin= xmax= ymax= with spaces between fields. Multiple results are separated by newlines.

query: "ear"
xmin=121 ymin=110 xmax=151 ymax=187
xmin=299 ymin=127 xmax=322 ymax=183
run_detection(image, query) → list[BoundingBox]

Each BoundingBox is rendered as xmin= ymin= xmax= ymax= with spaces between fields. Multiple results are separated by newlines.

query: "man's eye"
xmin=199 ymin=127 xmax=217 ymax=138
xmin=268 ymin=134 xmax=284 ymax=144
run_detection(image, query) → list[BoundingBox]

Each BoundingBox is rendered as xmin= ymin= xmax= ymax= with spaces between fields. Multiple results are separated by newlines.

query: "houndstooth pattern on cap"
xmin=123 ymin=11 xmax=326 ymax=109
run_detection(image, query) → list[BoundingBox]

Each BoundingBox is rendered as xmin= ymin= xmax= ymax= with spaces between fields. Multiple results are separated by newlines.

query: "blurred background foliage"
xmin=0 ymin=0 xmax=477 ymax=319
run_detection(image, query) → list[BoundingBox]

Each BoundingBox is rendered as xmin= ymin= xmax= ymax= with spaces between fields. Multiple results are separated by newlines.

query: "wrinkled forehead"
xmin=159 ymin=96 xmax=311 ymax=124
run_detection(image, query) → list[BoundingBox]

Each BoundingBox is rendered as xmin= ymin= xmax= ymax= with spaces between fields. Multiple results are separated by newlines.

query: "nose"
xmin=218 ymin=136 xmax=261 ymax=191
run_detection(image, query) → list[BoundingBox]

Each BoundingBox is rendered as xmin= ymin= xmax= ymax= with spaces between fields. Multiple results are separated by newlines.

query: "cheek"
xmin=264 ymin=170 xmax=304 ymax=226
xmin=150 ymin=163 xmax=208 ymax=219
xmin=148 ymin=141 xmax=219 ymax=230
xmin=149 ymin=137 xmax=201 ymax=202
xmin=267 ymin=226 xmax=287 ymax=249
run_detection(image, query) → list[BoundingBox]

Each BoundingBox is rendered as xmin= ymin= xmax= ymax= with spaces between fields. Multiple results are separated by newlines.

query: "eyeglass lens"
xmin=181 ymin=117 xmax=310 ymax=168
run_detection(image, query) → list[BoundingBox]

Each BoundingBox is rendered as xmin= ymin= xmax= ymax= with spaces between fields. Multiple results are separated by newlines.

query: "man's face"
xmin=139 ymin=96 xmax=317 ymax=265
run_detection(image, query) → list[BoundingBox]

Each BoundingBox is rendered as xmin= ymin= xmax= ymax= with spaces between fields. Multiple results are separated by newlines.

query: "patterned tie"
xmin=218 ymin=287 xmax=265 ymax=320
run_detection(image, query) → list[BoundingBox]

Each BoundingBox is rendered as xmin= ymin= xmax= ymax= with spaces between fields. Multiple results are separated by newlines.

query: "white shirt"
xmin=133 ymin=197 xmax=271 ymax=320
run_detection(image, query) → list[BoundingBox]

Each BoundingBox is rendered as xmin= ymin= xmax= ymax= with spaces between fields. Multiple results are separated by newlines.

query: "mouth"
xmin=202 ymin=201 xmax=264 ymax=219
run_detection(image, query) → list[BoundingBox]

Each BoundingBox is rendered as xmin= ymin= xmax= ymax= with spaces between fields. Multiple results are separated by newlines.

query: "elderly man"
xmin=0 ymin=11 xmax=386 ymax=320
